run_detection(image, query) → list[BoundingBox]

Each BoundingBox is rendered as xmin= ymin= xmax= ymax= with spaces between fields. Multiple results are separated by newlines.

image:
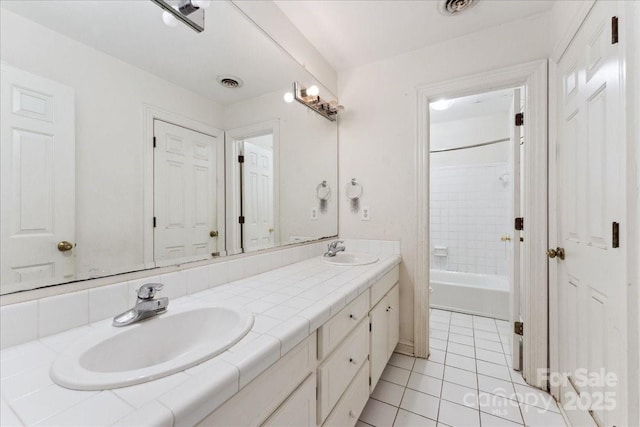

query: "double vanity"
xmin=0 ymin=245 xmax=401 ymax=426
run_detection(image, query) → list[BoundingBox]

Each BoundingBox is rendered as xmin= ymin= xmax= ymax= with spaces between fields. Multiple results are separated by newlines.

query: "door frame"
xmin=224 ymin=120 xmax=281 ymax=255
xmin=415 ymin=60 xmax=549 ymax=388
xmin=142 ymin=105 xmax=224 ymax=267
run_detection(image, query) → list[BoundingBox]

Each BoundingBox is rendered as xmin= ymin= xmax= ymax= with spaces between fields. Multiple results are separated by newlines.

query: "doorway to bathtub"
xmin=428 ymin=87 xmax=524 ymax=373
xmin=415 ymin=60 xmax=548 ymax=390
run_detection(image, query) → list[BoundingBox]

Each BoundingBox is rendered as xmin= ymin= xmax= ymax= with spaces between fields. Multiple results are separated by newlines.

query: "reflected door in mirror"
xmin=0 ymin=65 xmax=75 ymax=293
xmin=153 ymin=120 xmax=219 ymax=266
xmin=242 ymin=137 xmax=274 ymax=252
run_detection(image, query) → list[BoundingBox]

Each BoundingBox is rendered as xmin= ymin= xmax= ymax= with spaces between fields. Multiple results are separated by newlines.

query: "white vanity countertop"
xmin=0 ymin=253 xmax=401 ymax=427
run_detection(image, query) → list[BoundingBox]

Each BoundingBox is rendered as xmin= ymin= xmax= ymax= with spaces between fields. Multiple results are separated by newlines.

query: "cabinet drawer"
xmin=200 ymin=333 xmax=317 ymax=427
xmin=370 ymin=266 xmax=399 ymax=308
xmin=318 ymin=290 xmax=369 ymax=359
xmin=262 ymin=373 xmax=316 ymax=427
xmin=322 ymin=361 xmax=369 ymax=427
xmin=317 ymin=319 xmax=369 ymax=423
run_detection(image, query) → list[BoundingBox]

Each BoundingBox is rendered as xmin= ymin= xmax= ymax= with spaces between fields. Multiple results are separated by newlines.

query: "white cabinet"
xmin=322 ymin=362 xmax=370 ymax=427
xmin=199 ymin=334 xmax=317 ymax=426
xmin=263 ymin=373 xmax=316 ymax=427
xmin=317 ymin=319 xmax=369 ymax=423
xmin=369 ymin=284 xmax=400 ymax=391
xmin=202 ymin=265 xmax=402 ymax=427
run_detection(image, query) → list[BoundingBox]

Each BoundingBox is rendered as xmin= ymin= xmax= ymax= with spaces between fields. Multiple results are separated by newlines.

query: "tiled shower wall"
xmin=430 ymin=163 xmax=510 ymax=276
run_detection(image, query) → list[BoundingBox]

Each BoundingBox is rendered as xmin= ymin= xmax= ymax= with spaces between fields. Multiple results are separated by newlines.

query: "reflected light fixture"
xmin=289 ymin=82 xmax=343 ymax=121
xmin=430 ymin=98 xmax=454 ymax=111
xmin=152 ymin=0 xmax=208 ymax=33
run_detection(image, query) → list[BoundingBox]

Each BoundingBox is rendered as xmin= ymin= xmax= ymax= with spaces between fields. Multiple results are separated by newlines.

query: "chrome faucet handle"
xmin=137 ymin=283 xmax=164 ymax=300
xmin=329 ymin=240 xmax=344 ymax=250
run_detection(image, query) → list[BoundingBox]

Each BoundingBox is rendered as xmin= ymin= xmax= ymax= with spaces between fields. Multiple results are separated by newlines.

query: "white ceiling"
xmin=275 ymin=0 xmax=554 ymax=71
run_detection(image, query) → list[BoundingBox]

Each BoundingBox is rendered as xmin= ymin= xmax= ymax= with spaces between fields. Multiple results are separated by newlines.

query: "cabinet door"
xmin=386 ymin=284 xmax=400 ymax=358
xmin=263 ymin=373 xmax=316 ymax=427
xmin=369 ymin=295 xmax=388 ymax=392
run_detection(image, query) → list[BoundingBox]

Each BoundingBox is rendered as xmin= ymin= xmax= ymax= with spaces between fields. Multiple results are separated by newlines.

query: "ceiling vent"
xmin=217 ymin=75 xmax=243 ymax=89
xmin=441 ymin=0 xmax=476 ymax=16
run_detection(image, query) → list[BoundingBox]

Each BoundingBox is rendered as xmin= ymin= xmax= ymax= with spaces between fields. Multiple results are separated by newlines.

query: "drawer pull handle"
xmin=349 ymin=410 xmax=356 ymax=418
xmin=349 ymin=357 xmax=357 ymax=364
xmin=349 ymin=314 xmax=357 ymax=320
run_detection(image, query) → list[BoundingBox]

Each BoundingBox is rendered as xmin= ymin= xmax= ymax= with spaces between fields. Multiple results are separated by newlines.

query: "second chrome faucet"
xmin=324 ymin=240 xmax=346 ymax=257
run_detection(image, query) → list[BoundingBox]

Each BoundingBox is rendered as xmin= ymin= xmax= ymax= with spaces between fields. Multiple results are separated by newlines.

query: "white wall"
xmin=0 ymin=10 xmax=224 ymax=279
xmin=337 ymin=13 xmax=550 ymax=347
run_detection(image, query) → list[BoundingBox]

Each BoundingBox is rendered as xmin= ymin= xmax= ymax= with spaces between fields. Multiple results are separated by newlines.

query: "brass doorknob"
xmin=209 ymin=230 xmax=219 ymax=237
xmin=58 ymin=241 xmax=74 ymax=252
xmin=268 ymin=227 xmax=274 ymax=232
xmin=501 ymin=235 xmax=512 ymax=242
xmin=547 ymin=247 xmax=565 ymax=260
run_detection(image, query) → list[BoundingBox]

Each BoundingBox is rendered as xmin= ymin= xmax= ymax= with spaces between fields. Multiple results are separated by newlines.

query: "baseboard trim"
xmin=394 ymin=340 xmax=415 ymax=357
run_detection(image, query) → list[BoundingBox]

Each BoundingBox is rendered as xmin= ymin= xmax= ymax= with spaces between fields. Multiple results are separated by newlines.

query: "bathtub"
xmin=429 ymin=270 xmax=510 ymax=320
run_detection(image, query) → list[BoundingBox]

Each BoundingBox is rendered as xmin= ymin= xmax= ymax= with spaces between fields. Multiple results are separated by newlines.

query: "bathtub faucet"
xmin=112 ymin=283 xmax=169 ymax=327
xmin=324 ymin=240 xmax=346 ymax=257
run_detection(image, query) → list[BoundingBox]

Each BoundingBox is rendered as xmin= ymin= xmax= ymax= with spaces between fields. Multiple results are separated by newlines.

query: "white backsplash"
xmin=0 ymin=239 xmax=400 ymax=350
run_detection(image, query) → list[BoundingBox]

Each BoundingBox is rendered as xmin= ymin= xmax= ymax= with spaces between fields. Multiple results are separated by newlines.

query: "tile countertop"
xmin=0 ymin=253 xmax=401 ymax=427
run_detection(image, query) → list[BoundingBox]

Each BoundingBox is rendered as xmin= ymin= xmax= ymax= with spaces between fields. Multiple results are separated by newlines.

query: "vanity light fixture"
xmin=290 ymin=82 xmax=343 ymax=122
xmin=152 ymin=0 xmax=209 ymax=33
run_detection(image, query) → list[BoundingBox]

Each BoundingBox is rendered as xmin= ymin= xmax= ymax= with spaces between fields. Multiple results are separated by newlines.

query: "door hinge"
xmin=153 ymin=136 xmax=156 ymax=148
xmin=153 ymin=217 xmax=156 ymax=228
xmin=612 ymin=222 xmax=619 ymax=248
xmin=211 ymin=252 xmax=220 ymax=257
xmin=514 ymin=321 xmax=524 ymax=336
xmin=611 ymin=16 xmax=619 ymax=45
xmin=369 ymin=323 xmax=372 ymax=332
xmin=238 ymin=155 xmax=244 ymax=163
xmin=369 ymin=377 xmax=372 ymax=386
xmin=515 ymin=217 xmax=524 ymax=231
xmin=239 ymin=216 xmax=245 ymax=224
xmin=515 ymin=112 xmax=524 ymax=126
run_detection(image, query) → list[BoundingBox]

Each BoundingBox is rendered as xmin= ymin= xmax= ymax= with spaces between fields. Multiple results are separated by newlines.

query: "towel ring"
xmin=316 ymin=180 xmax=331 ymax=201
xmin=345 ymin=178 xmax=363 ymax=200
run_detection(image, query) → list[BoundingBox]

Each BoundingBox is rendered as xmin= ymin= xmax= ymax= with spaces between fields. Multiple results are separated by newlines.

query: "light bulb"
xmin=162 ymin=10 xmax=178 ymax=27
xmin=430 ymin=98 xmax=454 ymax=111
xmin=283 ymin=92 xmax=294 ymax=103
xmin=192 ymin=0 xmax=211 ymax=9
xmin=307 ymin=85 xmax=320 ymax=96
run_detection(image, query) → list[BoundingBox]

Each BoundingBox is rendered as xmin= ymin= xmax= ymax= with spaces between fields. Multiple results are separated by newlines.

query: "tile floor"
xmin=357 ymin=309 xmax=566 ymax=427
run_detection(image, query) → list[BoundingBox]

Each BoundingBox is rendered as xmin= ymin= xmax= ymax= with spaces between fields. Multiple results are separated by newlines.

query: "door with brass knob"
xmin=546 ymin=247 xmax=565 ymax=261
xmin=57 ymin=241 xmax=74 ymax=252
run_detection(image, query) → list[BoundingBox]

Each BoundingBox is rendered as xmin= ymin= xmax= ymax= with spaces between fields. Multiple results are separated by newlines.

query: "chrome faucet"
xmin=112 ymin=283 xmax=169 ymax=327
xmin=324 ymin=240 xmax=346 ymax=257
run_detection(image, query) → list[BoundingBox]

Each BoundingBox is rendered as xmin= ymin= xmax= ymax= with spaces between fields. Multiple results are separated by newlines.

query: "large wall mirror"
xmin=0 ymin=1 xmax=338 ymax=295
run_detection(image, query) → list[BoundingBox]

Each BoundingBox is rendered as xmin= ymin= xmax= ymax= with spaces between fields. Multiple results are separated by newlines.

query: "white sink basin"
xmin=51 ymin=305 xmax=254 ymax=390
xmin=322 ymin=252 xmax=379 ymax=266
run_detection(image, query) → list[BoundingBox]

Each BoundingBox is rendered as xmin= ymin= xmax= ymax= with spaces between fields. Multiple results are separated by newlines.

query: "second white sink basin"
xmin=51 ymin=305 xmax=254 ymax=390
xmin=322 ymin=252 xmax=379 ymax=266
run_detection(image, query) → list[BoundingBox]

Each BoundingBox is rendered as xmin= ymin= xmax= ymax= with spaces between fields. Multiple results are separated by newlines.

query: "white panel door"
xmin=153 ymin=120 xmax=218 ymax=265
xmin=0 ymin=64 xmax=75 ymax=293
xmin=242 ymin=141 xmax=274 ymax=251
xmin=555 ymin=2 xmax=626 ymax=426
